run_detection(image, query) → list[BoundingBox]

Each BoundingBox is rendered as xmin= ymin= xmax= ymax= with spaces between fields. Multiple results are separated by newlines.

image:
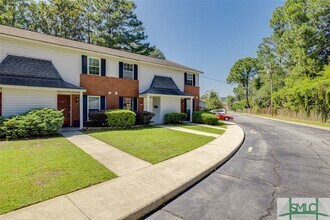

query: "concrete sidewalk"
xmin=184 ymin=122 xmax=227 ymax=130
xmin=60 ymin=131 xmax=151 ymax=176
xmin=1 ymin=123 xmax=244 ymax=220
xmin=160 ymin=125 xmax=219 ymax=137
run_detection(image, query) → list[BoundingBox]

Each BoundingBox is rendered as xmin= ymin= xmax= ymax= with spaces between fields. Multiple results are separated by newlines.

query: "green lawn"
xmin=0 ymin=137 xmax=116 ymax=214
xmin=177 ymin=124 xmax=225 ymax=135
xmin=86 ymin=127 xmax=214 ymax=164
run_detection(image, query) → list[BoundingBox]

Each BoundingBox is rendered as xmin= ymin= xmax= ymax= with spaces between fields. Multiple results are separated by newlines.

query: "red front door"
xmin=57 ymin=95 xmax=71 ymax=127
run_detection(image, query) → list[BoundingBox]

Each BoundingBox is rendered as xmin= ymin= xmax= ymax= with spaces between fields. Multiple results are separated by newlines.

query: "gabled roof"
xmin=0 ymin=55 xmax=83 ymax=90
xmin=140 ymin=76 xmax=192 ymax=96
xmin=0 ymin=25 xmax=203 ymax=74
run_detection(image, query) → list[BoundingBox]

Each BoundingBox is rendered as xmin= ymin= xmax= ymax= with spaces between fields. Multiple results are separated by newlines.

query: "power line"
xmin=200 ymin=75 xmax=227 ymax=83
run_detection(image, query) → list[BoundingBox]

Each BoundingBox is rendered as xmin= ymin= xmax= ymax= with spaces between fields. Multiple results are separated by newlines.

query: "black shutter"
xmin=184 ymin=72 xmax=187 ymax=85
xmin=133 ymin=97 xmax=138 ymax=111
xmin=82 ymin=55 xmax=87 ymax=74
xmin=119 ymin=62 xmax=123 ymax=78
xmin=101 ymin=59 xmax=106 ymax=76
xmin=184 ymin=99 xmax=187 ymax=114
xmin=83 ymin=95 xmax=87 ymax=121
xmin=193 ymin=99 xmax=196 ymax=111
xmin=119 ymin=97 xmax=123 ymax=109
xmin=134 ymin=64 xmax=138 ymax=80
xmin=101 ymin=96 xmax=106 ymax=110
xmin=193 ymin=74 xmax=196 ymax=86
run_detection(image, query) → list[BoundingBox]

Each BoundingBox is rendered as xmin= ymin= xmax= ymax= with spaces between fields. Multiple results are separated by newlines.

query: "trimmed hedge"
xmin=192 ymin=111 xmax=219 ymax=125
xmin=134 ymin=111 xmax=155 ymax=125
xmin=164 ymin=112 xmax=187 ymax=124
xmin=105 ymin=109 xmax=136 ymax=128
xmin=0 ymin=108 xmax=64 ymax=140
xmin=88 ymin=110 xmax=107 ymax=126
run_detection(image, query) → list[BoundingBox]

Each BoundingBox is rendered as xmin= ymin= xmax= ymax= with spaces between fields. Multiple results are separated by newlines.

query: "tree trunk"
xmin=245 ymin=86 xmax=250 ymax=108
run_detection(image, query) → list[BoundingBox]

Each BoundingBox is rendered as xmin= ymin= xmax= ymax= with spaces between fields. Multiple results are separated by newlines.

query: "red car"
xmin=216 ymin=113 xmax=233 ymax=121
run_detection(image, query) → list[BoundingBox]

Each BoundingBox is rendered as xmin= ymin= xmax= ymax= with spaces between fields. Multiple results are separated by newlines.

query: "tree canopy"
xmin=228 ymin=0 xmax=330 ymax=121
xmin=0 ymin=0 xmax=165 ymax=59
xmin=201 ymin=90 xmax=224 ymax=111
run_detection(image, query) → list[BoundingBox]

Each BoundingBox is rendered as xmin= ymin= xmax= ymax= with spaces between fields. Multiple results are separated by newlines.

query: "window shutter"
xmin=133 ymin=97 xmax=138 ymax=111
xmin=82 ymin=55 xmax=87 ymax=74
xmin=83 ymin=95 xmax=87 ymax=121
xmin=184 ymin=99 xmax=187 ymax=114
xmin=101 ymin=96 xmax=106 ymax=110
xmin=101 ymin=59 xmax=106 ymax=76
xmin=119 ymin=97 xmax=123 ymax=109
xmin=119 ymin=62 xmax=123 ymax=78
xmin=193 ymin=74 xmax=196 ymax=86
xmin=184 ymin=72 xmax=187 ymax=85
xmin=134 ymin=64 xmax=138 ymax=80
xmin=193 ymin=99 xmax=196 ymax=111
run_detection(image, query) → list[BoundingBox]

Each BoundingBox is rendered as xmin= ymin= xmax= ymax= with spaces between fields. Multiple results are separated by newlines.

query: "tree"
xmin=227 ymin=57 xmax=259 ymax=108
xmin=201 ymin=90 xmax=224 ymax=110
xmin=0 ymin=0 xmax=165 ymax=58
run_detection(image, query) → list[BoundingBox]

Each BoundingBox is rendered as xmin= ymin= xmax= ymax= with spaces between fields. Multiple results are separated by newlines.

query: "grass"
xmin=86 ymin=127 xmax=214 ymax=164
xmin=0 ymin=136 xmax=116 ymax=214
xmin=255 ymin=114 xmax=330 ymax=128
xmin=177 ymin=124 xmax=225 ymax=135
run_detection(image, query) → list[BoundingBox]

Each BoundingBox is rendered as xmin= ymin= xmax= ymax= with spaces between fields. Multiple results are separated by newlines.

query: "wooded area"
xmin=0 ymin=0 xmax=165 ymax=59
xmin=226 ymin=0 xmax=330 ymax=122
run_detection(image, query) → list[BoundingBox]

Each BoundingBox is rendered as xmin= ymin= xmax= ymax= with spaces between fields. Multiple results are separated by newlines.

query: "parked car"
xmin=216 ymin=113 xmax=233 ymax=121
xmin=210 ymin=109 xmax=227 ymax=114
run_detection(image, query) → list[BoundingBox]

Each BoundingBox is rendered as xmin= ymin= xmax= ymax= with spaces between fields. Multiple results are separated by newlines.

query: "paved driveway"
xmin=146 ymin=113 xmax=330 ymax=220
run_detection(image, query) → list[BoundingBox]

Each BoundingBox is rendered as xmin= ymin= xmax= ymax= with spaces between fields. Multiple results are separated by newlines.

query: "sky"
xmin=133 ymin=0 xmax=284 ymax=97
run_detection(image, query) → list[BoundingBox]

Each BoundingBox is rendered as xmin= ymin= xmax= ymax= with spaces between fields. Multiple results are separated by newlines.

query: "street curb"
xmin=240 ymin=112 xmax=330 ymax=131
xmin=125 ymin=123 xmax=245 ymax=220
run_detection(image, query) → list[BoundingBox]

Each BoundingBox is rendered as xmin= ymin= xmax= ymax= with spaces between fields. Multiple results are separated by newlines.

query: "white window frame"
xmin=87 ymin=95 xmax=101 ymax=120
xmin=88 ymin=57 xmax=101 ymax=76
xmin=123 ymin=97 xmax=134 ymax=111
xmin=123 ymin=63 xmax=134 ymax=79
xmin=186 ymin=73 xmax=193 ymax=86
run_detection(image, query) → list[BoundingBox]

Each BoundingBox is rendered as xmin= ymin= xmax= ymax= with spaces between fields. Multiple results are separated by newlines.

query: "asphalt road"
xmin=146 ymin=113 xmax=330 ymax=220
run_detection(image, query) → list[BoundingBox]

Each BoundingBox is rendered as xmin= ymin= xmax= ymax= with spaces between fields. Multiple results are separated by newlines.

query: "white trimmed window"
xmin=88 ymin=96 xmax=100 ymax=120
xmin=186 ymin=73 xmax=193 ymax=86
xmin=88 ymin=57 xmax=100 ymax=75
xmin=123 ymin=63 xmax=134 ymax=79
xmin=123 ymin=97 xmax=134 ymax=110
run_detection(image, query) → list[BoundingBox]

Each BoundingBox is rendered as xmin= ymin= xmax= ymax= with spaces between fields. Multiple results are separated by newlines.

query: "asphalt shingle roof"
xmin=140 ymin=76 xmax=192 ymax=96
xmin=0 ymin=25 xmax=203 ymax=74
xmin=0 ymin=55 xmax=83 ymax=90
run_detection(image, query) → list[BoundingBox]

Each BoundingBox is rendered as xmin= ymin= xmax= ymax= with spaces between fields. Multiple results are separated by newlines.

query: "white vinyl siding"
xmin=2 ymin=88 xmax=56 ymax=117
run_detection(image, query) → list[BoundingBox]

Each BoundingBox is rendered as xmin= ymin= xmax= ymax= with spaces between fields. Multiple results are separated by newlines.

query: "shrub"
xmin=88 ymin=110 xmax=107 ymax=126
xmin=192 ymin=111 xmax=219 ymax=125
xmin=106 ymin=109 xmax=136 ymax=128
xmin=0 ymin=117 xmax=6 ymax=138
xmin=164 ymin=112 xmax=187 ymax=124
xmin=1 ymin=108 xmax=64 ymax=140
xmin=134 ymin=111 xmax=155 ymax=125
xmin=201 ymin=113 xmax=219 ymax=125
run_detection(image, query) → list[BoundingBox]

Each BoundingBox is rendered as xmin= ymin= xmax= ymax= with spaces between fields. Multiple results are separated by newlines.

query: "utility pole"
xmin=267 ymin=64 xmax=273 ymax=117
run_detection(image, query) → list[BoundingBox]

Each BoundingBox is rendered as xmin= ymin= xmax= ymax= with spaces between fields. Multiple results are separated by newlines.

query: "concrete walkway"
xmin=60 ymin=131 xmax=151 ymax=176
xmin=159 ymin=125 xmax=219 ymax=137
xmin=0 ymin=123 xmax=244 ymax=220
xmin=184 ymin=122 xmax=227 ymax=130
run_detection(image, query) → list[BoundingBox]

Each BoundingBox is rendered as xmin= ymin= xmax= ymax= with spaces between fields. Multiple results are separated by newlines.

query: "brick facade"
xmin=80 ymin=74 xmax=139 ymax=109
xmin=184 ymin=85 xmax=200 ymax=111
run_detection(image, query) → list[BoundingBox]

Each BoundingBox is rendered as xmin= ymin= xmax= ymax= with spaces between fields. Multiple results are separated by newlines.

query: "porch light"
xmin=76 ymin=98 xmax=79 ymax=103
